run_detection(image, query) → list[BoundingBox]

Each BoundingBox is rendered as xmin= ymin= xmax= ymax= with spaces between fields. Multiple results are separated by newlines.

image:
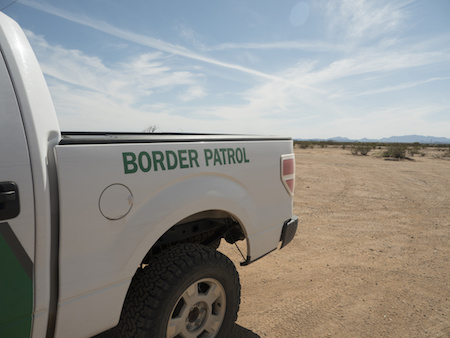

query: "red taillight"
xmin=281 ymin=154 xmax=295 ymax=196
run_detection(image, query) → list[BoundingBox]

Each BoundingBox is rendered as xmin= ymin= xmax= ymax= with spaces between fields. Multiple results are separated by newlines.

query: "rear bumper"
xmin=280 ymin=216 xmax=298 ymax=249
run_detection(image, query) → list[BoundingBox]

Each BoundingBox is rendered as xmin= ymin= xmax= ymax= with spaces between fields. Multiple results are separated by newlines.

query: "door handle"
xmin=0 ymin=182 xmax=20 ymax=221
xmin=0 ymin=190 xmax=16 ymax=203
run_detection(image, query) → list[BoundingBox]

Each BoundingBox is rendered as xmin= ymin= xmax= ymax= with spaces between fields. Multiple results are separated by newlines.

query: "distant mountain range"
xmin=296 ymin=135 xmax=450 ymax=144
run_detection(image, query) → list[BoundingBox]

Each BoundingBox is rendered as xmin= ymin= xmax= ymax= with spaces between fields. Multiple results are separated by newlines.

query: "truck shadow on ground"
xmin=232 ymin=324 xmax=261 ymax=338
xmin=95 ymin=323 xmax=260 ymax=337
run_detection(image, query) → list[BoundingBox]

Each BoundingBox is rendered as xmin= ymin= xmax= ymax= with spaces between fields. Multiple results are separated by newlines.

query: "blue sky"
xmin=2 ymin=0 xmax=450 ymax=139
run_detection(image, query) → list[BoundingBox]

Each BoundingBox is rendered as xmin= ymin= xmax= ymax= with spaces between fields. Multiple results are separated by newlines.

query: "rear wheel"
xmin=119 ymin=243 xmax=240 ymax=338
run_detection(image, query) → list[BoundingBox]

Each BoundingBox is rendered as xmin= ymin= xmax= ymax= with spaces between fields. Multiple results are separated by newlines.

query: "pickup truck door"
xmin=0 ymin=50 xmax=35 ymax=337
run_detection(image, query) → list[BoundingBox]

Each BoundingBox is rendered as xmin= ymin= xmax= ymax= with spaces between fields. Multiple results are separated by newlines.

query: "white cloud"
xmin=321 ymin=0 xmax=412 ymax=43
xmin=299 ymin=49 xmax=448 ymax=87
xmin=20 ymin=0 xmax=285 ymax=82
xmin=18 ymin=0 xmax=450 ymax=138
xmin=178 ymin=86 xmax=207 ymax=102
xmin=26 ymin=30 xmax=205 ymax=99
xmin=30 ymin=22 xmax=449 ymax=138
xmin=354 ymin=77 xmax=450 ymax=97
xmin=176 ymin=23 xmax=207 ymax=51
xmin=24 ymin=31 xmax=211 ymax=131
xmin=208 ymin=41 xmax=345 ymax=53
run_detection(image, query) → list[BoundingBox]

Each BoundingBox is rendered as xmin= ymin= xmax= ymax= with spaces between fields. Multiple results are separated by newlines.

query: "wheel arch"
xmin=141 ymin=209 xmax=247 ymax=264
xmin=122 ymin=173 xmax=257 ymax=277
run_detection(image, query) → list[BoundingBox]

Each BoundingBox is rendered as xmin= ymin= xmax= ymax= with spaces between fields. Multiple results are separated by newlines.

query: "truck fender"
xmin=122 ymin=173 xmax=256 ymax=276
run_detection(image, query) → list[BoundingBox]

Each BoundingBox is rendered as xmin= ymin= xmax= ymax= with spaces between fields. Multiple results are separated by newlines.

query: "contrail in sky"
xmin=20 ymin=0 xmax=288 ymax=83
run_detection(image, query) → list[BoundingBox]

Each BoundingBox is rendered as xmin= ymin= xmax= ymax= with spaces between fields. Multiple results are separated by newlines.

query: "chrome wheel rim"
xmin=167 ymin=278 xmax=226 ymax=338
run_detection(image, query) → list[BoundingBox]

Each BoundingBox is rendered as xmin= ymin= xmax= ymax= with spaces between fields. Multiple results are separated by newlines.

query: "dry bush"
xmin=350 ymin=144 xmax=372 ymax=156
xmin=383 ymin=144 xmax=408 ymax=159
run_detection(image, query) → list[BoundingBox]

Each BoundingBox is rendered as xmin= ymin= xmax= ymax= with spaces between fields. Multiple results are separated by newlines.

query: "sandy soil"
xmin=225 ymin=147 xmax=449 ymax=337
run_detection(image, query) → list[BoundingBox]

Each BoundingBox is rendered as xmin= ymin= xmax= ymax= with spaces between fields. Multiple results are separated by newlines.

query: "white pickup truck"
xmin=0 ymin=12 xmax=298 ymax=338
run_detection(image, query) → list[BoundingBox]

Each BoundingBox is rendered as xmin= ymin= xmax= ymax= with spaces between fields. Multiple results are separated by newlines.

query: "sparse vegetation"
xmin=294 ymin=140 xmax=450 ymax=161
xmin=433 ymin=146 xmax=450 ymax=159
xmin=298 ymin=142 xmax=309 ymax=149
xmin=350 ymin=143 xmax=372 ymax=156
xmin=408 ymin=143 xmax=426 ymax=157
xmin=383 ymin=143 xmax=408 ymax=159
xmin=143 ymin=125 xmax=158 ymax=133
xmin=445 ymin=147 xmax=450 ymax=157
xmin=294 ymin=140 xmax=336 ymax=149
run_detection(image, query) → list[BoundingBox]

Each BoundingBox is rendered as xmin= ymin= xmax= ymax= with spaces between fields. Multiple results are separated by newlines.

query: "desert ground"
xmin=225 ymin=146 xmax=449 ymax=337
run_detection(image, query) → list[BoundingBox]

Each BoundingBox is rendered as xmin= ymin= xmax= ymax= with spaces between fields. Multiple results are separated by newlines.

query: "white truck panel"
xmin=0 ymin=46 xmax=36 ymax=338
xmin=0 ymin=51 xmax=35 ymax=260
xmin=53 ymin=140 xmax=292 ymax=336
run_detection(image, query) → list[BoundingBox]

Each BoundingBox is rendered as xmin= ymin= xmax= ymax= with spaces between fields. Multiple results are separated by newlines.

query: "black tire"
xmin=208 ymin=238 xmax=221 ymax=250
xmin=119 ymin=243 xmax=240 ymax=338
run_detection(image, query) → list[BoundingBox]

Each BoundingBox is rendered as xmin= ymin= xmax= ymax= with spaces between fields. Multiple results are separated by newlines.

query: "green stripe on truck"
xmin=0 ymin=222 xmax=32 ymax=338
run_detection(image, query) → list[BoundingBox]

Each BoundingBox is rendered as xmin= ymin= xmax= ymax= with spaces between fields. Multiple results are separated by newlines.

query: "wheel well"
xmin=141 ymin=210 xmax=246 ymax=264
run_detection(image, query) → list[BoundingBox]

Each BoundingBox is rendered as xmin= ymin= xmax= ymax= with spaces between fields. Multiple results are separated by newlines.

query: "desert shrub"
xmin=298 ymin=142 xmax=309 ymax=149
xmin=442 ymin=147 xmax=450 ymax=157
xmin=350 ymin=143 xmax=372 ymax=156
xmin=383 ymin=143 xmax=408 ymax=158
xmin=409 ymin=144 xmax=422 ymax=157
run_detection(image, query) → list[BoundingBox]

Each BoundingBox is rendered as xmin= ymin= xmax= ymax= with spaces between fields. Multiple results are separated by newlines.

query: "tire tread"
xmin=119 ymin=243 xmax=240 ymax=337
